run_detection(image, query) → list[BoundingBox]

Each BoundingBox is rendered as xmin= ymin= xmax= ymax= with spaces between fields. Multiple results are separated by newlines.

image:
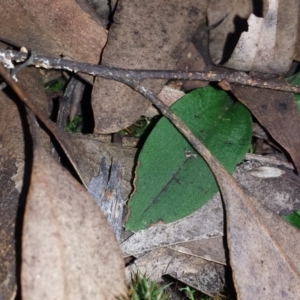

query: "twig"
xmin=1 ymin=49 xmax=300 ymax=93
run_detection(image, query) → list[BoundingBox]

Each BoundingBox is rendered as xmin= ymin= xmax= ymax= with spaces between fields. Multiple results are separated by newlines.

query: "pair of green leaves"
xmin=126 ymin=86 xmax=252 ymax=231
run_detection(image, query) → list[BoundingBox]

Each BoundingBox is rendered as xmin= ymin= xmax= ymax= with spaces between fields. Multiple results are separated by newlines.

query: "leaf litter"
xmin=0 ymin=2 xmax=299 ymax=299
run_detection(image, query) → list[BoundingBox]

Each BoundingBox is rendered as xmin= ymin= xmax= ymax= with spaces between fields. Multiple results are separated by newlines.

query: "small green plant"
xmin=128 ymin=272 xmax=171 ymax=300
xmin=120 ymin=116 xmax=152 ymax=138
xmin=44 ymin=76 xmax=67 ymax=92
xmin=65 ymin=115 xmax=83 ymax=133
xmin=179 ymin=286 xmax=199 ymax=300
xmin=180 ymin=286 xmax=213 ymax=300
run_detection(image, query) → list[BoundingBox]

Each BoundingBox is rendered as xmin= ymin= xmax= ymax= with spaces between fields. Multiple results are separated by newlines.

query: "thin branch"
xmin=1 ymin=49 xmax=300 ymax=93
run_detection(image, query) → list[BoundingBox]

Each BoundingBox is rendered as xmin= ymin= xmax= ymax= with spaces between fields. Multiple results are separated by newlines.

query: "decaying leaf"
xmin=22 ymin=126 xmax=127 ymax=299
xmin=230 ymin=82 xmax=300 ymax=172
xmin=92 ymin=0 xmax=209 ymax=133
xmin=62 ymin=133 xmax=136 ymax=197
xmin=0 ymin=68 xmax=50 ymax=300
xmin=0 ymin=0 xmax=107 ymax=64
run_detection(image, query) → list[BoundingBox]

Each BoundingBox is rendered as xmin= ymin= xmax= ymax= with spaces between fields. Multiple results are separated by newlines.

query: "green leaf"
xmin=283 ymin=211 xmax=300 ymax=229
xmin=126 ymin=87 xmax=252 ymax=231
xmin=44 ymin=77 xmax=67 ymax=92
xmin=65 ymin=115 xmax=83 ymax=133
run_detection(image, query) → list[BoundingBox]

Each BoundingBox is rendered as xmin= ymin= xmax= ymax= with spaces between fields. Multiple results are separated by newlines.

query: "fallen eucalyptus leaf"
xmin=168 ymin=237 xmax=226 ymax=265
xmin=22 ymin=131 xmax=127 ymax=299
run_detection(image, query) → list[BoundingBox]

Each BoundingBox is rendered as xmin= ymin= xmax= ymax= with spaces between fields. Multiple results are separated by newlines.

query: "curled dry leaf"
xmin=92 ymin=0 xmax=209 ymax=133
xmin=22 ymin=139 xmax=127 ymax=299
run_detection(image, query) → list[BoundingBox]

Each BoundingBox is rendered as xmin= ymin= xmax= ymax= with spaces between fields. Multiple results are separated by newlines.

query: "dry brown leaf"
xmin=165 ymin=112 xmax=300 ymax=299
xmin=121 ymin=194 xmax=224 ymax=260
xmin=122 ymin=159 xmax=300 ymax=281
xmin=0 ymin=89 xmax=24 ymax=300
xmin=168 ymin=237 xmax=226 ymax=265
xmin=294 ymin=8 xmax=300 ymax=62
xmin=92 ymin=0 xmax=209 ymax=133
xmin=22 ymin=133 xmax=127 ymax=299
xmin=230 ymin=83 xmax=300 ymax=172
xmin=172 ymin=42 xmax=208 ymax=91
xmin=60 ymin=133 xmax=136 ymax=197
xmin=189 ymin=139 xmax=300 ymax=298
xmin=208 ymin=0 xmax=253 ymax=65
xmin=144 ymin=86 xmax=185 ymax=117
xmin=0 ymin=68 xmax=50 ymax=300
xmin=220 ymin=174 xmax=300 ymax=299
xmin=75 ymin=0 xmax=110 ymax=27
xmin=126 ymin=247 xmax=225 ymax=297
xmin=0 ymin=0 xmax=107 ymax=63
xmin=224 ymin=0 xmax=299 ymax=74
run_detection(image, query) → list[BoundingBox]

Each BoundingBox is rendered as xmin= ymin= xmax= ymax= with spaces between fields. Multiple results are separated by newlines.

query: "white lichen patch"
xmin=0 ymin=52 xmax=14 ymax=69
xmin=35 ymin=59 xmax=53 ymax=69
